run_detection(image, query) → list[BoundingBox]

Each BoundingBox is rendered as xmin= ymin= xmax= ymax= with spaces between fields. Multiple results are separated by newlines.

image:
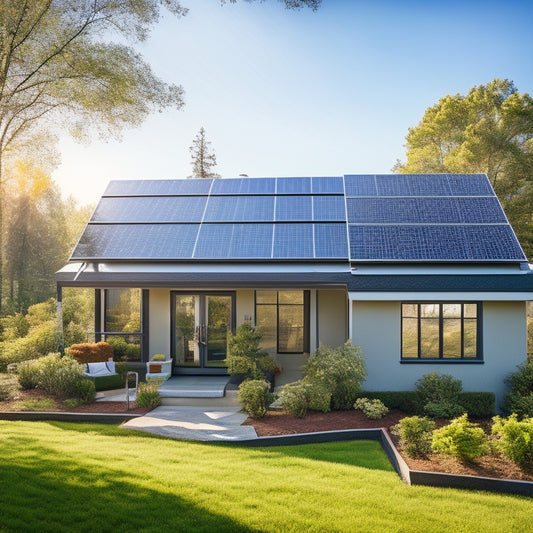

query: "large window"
xmin=401 ymin=303 xmax=481 ymax=361
xmin=255 ymin=290 xmax=310 ymax=354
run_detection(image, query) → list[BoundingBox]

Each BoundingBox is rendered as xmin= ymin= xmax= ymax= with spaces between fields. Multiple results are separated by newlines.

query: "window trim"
xmin=255 ymin=290 xmax=310 ymax=354
xmin=400 ymin=302 xmax=483 ymax=363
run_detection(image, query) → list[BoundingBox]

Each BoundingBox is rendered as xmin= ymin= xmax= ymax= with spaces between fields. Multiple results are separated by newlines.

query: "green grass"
xmin=0 ymin=422 xmax=532 ymax=532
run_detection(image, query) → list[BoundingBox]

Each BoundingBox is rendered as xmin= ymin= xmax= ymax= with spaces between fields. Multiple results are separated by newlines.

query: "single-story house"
xmin=56 ymin=174 xmax=533 ymax=405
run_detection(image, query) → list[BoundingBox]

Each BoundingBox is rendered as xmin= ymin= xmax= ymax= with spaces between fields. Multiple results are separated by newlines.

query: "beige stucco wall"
xmin=352 ymin=300 xmax=527 ymax=409
xmin=317 ymin=289 xmax=347 ymax=348
xmin=148 ymin=288 xmax=171 ymax=358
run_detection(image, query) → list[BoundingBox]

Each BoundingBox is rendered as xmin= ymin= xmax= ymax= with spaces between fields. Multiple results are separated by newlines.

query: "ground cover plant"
xmin=0 ymin=422 xmax=532 ymax=533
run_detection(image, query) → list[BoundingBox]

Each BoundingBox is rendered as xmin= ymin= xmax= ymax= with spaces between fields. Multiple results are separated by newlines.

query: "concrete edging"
xmin=0 ymin=411 xmax=143 ymax=424
xmin=233 ymin=427 xmax=533 ymax=497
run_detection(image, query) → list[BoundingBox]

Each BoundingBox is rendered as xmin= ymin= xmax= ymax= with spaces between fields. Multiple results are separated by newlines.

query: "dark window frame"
xmin=401 ymin=302 xmax=483 ymax=363
xmin=255 ymin=290 xmax=310 ymax=354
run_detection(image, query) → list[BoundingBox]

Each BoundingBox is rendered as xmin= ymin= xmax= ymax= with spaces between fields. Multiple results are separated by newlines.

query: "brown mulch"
xmin=244 ymin=409 xmax=533 ymax=482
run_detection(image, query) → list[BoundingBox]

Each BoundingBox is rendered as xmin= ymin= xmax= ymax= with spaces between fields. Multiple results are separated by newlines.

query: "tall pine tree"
xmin=189 ymin=127 xmax=220 ymax=179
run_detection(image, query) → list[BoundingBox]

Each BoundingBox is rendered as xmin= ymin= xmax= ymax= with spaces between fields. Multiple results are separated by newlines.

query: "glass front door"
xmin=172 ymin=292 xmax=235 ymax=373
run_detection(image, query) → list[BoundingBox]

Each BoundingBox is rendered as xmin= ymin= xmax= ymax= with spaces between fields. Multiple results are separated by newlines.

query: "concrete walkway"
xmin=121 ymin=406 xmax=258 ymax=441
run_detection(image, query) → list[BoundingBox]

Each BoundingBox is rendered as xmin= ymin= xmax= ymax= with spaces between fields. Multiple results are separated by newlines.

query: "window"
xmin=255 ymin=290 xmax=310 ymax=353
xmin=401 ymin=303 xmax=481 ymax=361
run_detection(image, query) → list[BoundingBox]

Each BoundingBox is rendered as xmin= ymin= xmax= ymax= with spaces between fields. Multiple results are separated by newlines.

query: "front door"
xmin=172 ymin=292 xmax=235 ymax=374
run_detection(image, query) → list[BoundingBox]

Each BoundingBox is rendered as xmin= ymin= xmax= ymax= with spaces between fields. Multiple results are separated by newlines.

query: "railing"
xmin=126 ymin=371 xmax=139 ymax=410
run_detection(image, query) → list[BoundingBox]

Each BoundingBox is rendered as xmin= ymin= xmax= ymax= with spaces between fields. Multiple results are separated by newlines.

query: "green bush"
xmin=17 ymin=360 xmax=41 ymax=390
xmin=354 ymin=391 xmax=421 ymax=414
xmin=331 ymin=379 xmax=360 ymax=411
xmin=92 ymin=374 xmax=124 ymax=391
xmin=136 ymin=382 xmax=161 ymax=409
xmin=304 ymin=380 xmax=332 ymax=413
xmin=0 ymin=374 xmax=19 ymax=401
xmin=353 ymin=398 xmax=389 ymax=420
xmin=392 ymin=416 xmax=436 ymax=458
xmin=0 ymin=313 xmax=30 ymax=341
xmin=431 ymin=414 xmax=490 ymax=461
xmin=73 ymin=379 xmax=96 ymax=404
xmin=492 ymin=414 xmax=533 ymax=467
xmin=237 ymin=379 xmax=274 ymax=418
xmin=415 ymin=373 xmax=465 ymax=418
xmin=458 ymin=392 xmax=495 ymax=418
xmin=423 ymin=401 xmax=466 ymax=419
xmin=279 ymin=382 xmax=309 ymax=418
xmin=504 ymin=362 xmax=533 ymax=417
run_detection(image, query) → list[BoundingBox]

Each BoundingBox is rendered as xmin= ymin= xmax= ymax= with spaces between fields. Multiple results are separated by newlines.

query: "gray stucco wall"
xmin=352 ymin=300 xmax=527 ymax=410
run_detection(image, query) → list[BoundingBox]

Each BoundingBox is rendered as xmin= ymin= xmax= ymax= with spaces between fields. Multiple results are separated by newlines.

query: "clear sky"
xmin=51 ymin=0 xmax=533 ymax=204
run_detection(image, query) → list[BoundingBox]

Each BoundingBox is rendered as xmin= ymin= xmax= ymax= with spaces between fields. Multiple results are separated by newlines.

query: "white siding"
xmin=148 ymin=288 xmax=171 ymax=358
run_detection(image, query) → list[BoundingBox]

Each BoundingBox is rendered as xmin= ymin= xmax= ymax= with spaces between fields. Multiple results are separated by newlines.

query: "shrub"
xmin=136 ymin=382 xmax=161 ymax=409
xmin=107 ymin=336 xmax=128 ymax=358
xmin=392 ymin=416 xmax=436 ymax=458
xmin=279 ymin=382 xmax=309 ymax=418
xmin=354 ymin=391 xmax=421 ymax=414
xmin=0 ymin=374 xmax=19 ymax=401
xmin=504 ymin=362 xmax=533 ymax=417
xmin=415 ymin=373 xmax=465 ymax=418
xmin=68 ymin=342 xmax=113 ymax=364
xmin=237 ymin=379 xmax=274 ymax=418
xmin=423 ymin=401 xmax=466 ymax=419
xmin=73 ymin=379 xmax=96 ymax=404
xmin=458 ymin=392 xmax=495 ymax=418
xmin=492 ymin=414 xmax=533 ymax=467
xmin=431 ymin=414 xmax=490 ymax=461
xmin=354 ymin=398 xmax=389 ymax=420
xmin=17 ymin=360 xmax=41 ymax=390
xmin=303 ymin=380 xmax=332 ymax=413
xmin=331 ymin=379 xmax=360 ymax=411
xmin=0 ymin=313 xmax=30 ymax=341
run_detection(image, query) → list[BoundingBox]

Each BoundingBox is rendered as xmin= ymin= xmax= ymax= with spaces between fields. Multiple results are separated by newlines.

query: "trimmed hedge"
xmin=68 ymin=342 xmax=113 ymax=364
xmin=92 ymin=374 xmax=124 ymax=391
xmin=354 ymin=390 xmax=495 ymax=418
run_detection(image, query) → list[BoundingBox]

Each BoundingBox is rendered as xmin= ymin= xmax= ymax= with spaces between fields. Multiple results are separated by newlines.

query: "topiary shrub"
xmin=136 ymin=382 xmax=161 ymax=409
xmin=431 ymin=414 xmax=490 ymax=461
xmin=492 ymin=414 xmax=533 ymax=468
xmin=458 ymin=392 xmax=495 ymax=418
xmin=68 ymin=342 xmax=113 ymax=364
xmin=279 ymin=381 xmax=309 ymax=418
xmin=392 ymin=416 xmax=436 ymax=458
xmin=415 ymin=373 xmax=465 ymax=418
xmin=353 ymin=398 xmax=389 ymax=420
xmin=237 ymin=379 xmax=274 ymax=418
xmin=503 ymin=361 xmax=533 ymax=418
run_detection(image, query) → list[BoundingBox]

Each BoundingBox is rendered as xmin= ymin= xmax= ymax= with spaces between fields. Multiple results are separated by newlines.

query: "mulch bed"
xmin=244 ymin=409 xmax=533 ymax=482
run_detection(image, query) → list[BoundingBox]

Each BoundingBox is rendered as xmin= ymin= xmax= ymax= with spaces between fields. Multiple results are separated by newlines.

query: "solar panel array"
xmin=71 ymin=174 xmax=526 ymax=262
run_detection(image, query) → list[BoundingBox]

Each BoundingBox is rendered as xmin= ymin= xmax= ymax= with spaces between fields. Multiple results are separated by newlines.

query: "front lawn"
xmin=0 ymin=422 xmax=532 ymax=532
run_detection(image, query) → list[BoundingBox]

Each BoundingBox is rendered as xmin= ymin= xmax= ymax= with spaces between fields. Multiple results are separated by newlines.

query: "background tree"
xmin=189 ymin=127 xmax=220 ymax=179
xmin=394 ymin=79 xmax=533 ymax=258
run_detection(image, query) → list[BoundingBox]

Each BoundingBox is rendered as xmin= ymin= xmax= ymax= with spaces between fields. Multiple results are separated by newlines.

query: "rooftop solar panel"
xmin=447 ymin=174 xmax=494 ymax=196
xmin=273 ymin=223 xmax=314 ymax=258
xmin=275 ymin=196 xmax=312 ymax=221
xmin=344 ymin=175 xmax=376 ymax=196
xmin=276 ymin=177 xmax=311 ymax=194
xmin=314 ymin=223 xmax=348 ymax=258
xmin=210 ymin=177 xmax=276 ymax=195
xmin=313 ymin=195 xmax=346 ymax=221
xmin=204 ymin=196 xmax=275 ymax=222
xmin=311 ymin=176 xmax=344 ymax=194
xmin=104 ymin=179 xmax=212 ymax=196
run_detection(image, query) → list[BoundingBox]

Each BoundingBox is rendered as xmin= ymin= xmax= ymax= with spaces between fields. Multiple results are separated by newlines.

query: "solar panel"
xmin=314 ymin=224 xmax=348 ymax=258
xmin=311 ymin=176 xmax=344 ymax=194
xmin=210 ymin=177 xmax=276 ymax=195
xmin=71 ymin=224 xmax=199 ymax=260
xmin=204 ymin=196 xmax=275 ymax=222
xmin=344 ymin=175 xmax=376 ymax=196
xmin=275 ymin=196 xmax=312 ymax=221
xmin=455 ymin=197 xmax=507 ymax=223
xmin=273 ymin=224 xmax=314 ymax=258
xmin=276 ymin=177 xmax=311 ymax=194
xmin=447 ymin=174 xmax=494 ymax=196
xmin=312 ymin=196 xmax=346 ymax=221
xmin=104 ymin=179 xmax=212 ymax=196
xmin=92 ymin=196 xmax=207 ymax=223
xmin=229 ymin=224 xmax=273 ymax=258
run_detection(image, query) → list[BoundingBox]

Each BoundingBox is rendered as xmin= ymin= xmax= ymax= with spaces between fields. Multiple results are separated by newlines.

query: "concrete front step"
xmin=161 ymin=390 xmax=240 ymax=407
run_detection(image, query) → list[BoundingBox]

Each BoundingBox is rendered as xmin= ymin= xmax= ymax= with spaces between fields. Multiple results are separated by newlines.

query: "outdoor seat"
xmin=84 ymin=361 xmax=117 ymax=377
xmin=146 ymin=356 xmax=172 ymax=381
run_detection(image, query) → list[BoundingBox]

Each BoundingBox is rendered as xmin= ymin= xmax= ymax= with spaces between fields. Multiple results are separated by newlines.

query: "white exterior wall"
xmin=352 ymin=300 xmax=527 ymax=409
xmin=317 ymin=289 xmax=347 ymax=347
xmin=148 ymin=288 xmax=171 ymax=358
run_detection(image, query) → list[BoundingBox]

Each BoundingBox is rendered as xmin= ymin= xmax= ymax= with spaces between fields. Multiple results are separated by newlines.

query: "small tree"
xmin=189 ymin=127 xmax=220 ymax=179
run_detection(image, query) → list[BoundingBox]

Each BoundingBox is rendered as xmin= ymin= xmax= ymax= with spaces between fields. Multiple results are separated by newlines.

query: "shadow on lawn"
xmin=0 ymin=442 xmax=256 ymax=533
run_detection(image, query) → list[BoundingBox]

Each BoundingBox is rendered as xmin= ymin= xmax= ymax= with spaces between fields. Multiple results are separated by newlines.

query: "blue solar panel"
xmin=406 ymin=175 xmax=452 ymax=196
xmin=455 ymin=197 xmax=507 ymax=223
xmin=71 ymin=224 xmax=199 ymax=260
xmin=313 ymin=196 xmax=346 ymax=221
xmin=273 ymin=224 xmax=314 ymax=258
xmin=92 ymin=196 xmax=207 ymax=223
xmin=276 ymin=177 xmax=311 ymax=194
xmin=104 ymin=179 xmax=212 ymax=196
xmin=311 ymin=177 xmax=344 ymax=193
xmin=193 ymin=224 xmax=233 ymax=258
xmin=447 ymin=174 xmax=494 ymax=196
xmin=230 ymin=224 xmax=273 ymax=258
xmin=210 ymin=178 xmax=276 ymax=195
xmin=314 ymin=224 xmax=348 ymax=258
xmin=275 ymin=196 xmax=312 ymax=221
xmin=348 ymin=225 xmax=526 ymax=261
xmin=344 ymin=175 xmax=376 ymax=196
xmin=204 ymin=196 xmax=275 ymax=222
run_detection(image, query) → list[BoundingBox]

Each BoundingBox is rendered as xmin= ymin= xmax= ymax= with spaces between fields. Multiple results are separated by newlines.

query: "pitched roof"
xmin=70 ymin=174 xmax=526 ymax=264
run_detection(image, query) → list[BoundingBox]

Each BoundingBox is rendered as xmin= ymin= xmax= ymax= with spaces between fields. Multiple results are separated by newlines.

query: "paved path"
xmin=121 ymin=406 xmax=258 ymax=441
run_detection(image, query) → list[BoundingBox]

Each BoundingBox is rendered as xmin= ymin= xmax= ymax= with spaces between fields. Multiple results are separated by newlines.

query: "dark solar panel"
xmin=92 ymin=196 xmax=207 ymax=223
xmin=275 ymin=196 xmax=312 ymax=221
xmin=314 ymin=224 xmax=348 ymax=258
xmin=104 ymin=179 xmax=212 ymax=196
xmin=204 ymin=196 xmax=275 ymax=222
xmin=273 ymin=224 xmax=314 ymax=258
xmin=276 ymin=177 xmax=311 ymax=194
xmin=311 ymin=176 xmax=344 ymax=194
xmin=210 ymin=177 xmax=276 ymax=195
xmin=344 ymin=175 xmax=376 ymax=196
xmin=71 ymin=224 xmax=199 ymax=260
xmin=313 ymin=196 xmax=346 ymax=221
xmin=229 ymin=224 xmax=273 ymax=258
xmin=447 ymin=174 xmax=494 ymax=196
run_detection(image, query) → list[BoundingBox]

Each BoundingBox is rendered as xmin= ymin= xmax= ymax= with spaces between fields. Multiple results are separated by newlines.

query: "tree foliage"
xmin=189 ymin=127 xmax=220 ymax=179
xmin=395 ymin=79 xmax=533 ymax=258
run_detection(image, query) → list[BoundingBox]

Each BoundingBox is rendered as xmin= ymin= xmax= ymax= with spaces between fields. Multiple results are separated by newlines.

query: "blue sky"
xmin=52 ymin=0 xmax=533 ymax=203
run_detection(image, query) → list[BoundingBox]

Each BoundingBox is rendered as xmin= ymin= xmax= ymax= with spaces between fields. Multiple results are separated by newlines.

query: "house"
xmin=56 ymin=174 xmax=533 ymax=406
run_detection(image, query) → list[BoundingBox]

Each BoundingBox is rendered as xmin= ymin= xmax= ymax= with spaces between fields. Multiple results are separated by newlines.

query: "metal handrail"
xmin=126 ymin=371 xmax=139 ymax=410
